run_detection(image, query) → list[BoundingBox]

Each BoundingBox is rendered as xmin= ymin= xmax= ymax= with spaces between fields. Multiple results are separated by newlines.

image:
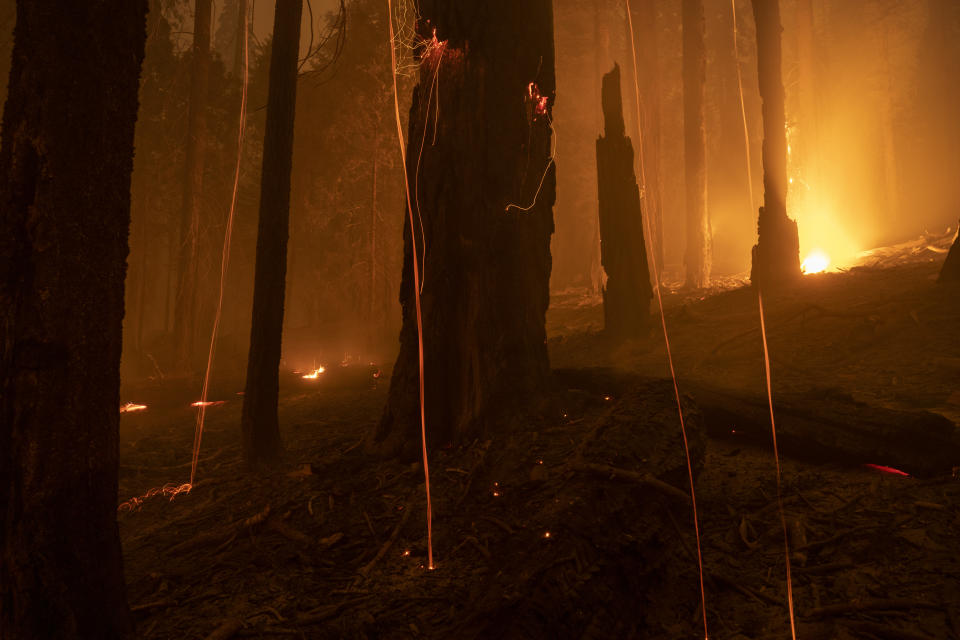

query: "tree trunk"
xmin=173 ymin=0 xmax=212 ymax=368
xmin=750 ymin=0 xmax=800 ymax=289
xmin=682 ymin=0 xmax=710 ymax=288
xmin=372 ymin=1 xmax=556 ymax=459
xmin=0 ymin=1 xmax=147 ymax=637
xmin=241 ymin=0 xmax=302 ymax=468
xmin=596 ymin=64 xmax=653 ymax=340
xmin=636 ymin=0 xmax=664 ymax=275
xmin=940 ymin=227 xmax=960 ymax=282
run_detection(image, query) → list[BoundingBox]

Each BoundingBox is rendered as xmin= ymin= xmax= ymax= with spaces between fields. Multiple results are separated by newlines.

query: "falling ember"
xmin=865 ymin=463 xmax=910 ymax=477
xmin=120 ymin=402 xmax=147 ymax=413
xmin=302 ymin=366 xmax=326 ymax=379
xmin=801 ymin=249 xmax=831 ymax=274
xmin=543 ymin=531 xmax=551 ymax=539
xmin=191 ymin=400 xmax=225 ymax=408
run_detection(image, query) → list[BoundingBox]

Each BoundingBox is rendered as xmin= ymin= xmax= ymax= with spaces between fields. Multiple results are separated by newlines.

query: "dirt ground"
xmin=118 ymin=235 xmax=960 ymax=639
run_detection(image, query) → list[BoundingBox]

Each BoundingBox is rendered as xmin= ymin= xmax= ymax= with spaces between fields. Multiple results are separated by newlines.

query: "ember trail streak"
xmin=626 ymin=3 xmax=709 ymax=637
xmin=387 ymin=0 xmax=433 ymax=570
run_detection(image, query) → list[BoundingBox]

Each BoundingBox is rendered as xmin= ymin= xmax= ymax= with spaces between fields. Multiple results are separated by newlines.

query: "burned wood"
xmin=685 ymin=382 xmax=960 ymax=477
xmin=595 ymin=63 xmax=653 ymax=339
xmin=567 ymin=461 xmax=690 ymax=503
xmin=357 ymin=498 xmax=413 ymax=578
xmin=804 ymin=598 xmax=944 ymax=619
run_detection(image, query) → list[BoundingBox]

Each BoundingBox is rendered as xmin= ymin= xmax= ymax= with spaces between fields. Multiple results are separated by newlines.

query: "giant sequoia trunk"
xmin=682 ymin=0 xmax=711 ymax=288
xmin=596 ymin=64 xmax=652 ymax=340
xmin=241 ymin=0 xmax=302 ymax=468
xmin=0 ymin=1 xmax=147 ymax=637
xmin=373 ymin=1 xmax=555 ymax=459
xmin=173 ymin=0 xmax=212 ymax=367
xmin=750 ymin=0 xmax=800 ymax=289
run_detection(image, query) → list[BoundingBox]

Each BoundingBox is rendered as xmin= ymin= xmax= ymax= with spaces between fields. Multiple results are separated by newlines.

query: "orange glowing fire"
xmin=191 ymin=400 xmax=225 ymax=408
xmin=118 ymin=482 xmax=192 ymax=513
xmin=120 ymin=402 xmax=148 ymax=413
xmin=302 ymin=366 xmax=326 ymax=379
xmin=801 ymin=249 xmax=831 ymax=274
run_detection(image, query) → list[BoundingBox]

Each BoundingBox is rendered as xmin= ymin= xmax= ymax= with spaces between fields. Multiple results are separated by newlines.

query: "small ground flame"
xmin=120 ymin=402 xmax=148 ymax=413
xmin=801 ymin=249 xmax=831 ymax=274
xmin=191 ymin=400 xmax=225 ymax=408
xmin=302 ymin=366 xmax=326 ymax=379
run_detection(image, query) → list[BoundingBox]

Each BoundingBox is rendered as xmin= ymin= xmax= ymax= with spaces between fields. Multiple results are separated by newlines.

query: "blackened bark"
xmin=173 ymin=0 xmax=212 ymax=367
xmin=940 ymin=227 xmax=960 ymax=282
xmin=682 ymin=0 xmax=711 ymax=288
xmin=373 ymin=1 xmax=556 ymax=459
xmin=596 ymin=64 xmax=652 ymax=340
xmin=750 ymin=0 xmax=800 ymax=289
xmin=0 ymin=1 xmax=147 ymax=637
xmin=241 ymin=0 xmax=302 ymax=467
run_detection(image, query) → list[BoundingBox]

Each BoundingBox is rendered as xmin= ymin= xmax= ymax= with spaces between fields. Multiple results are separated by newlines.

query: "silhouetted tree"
xmin=373 ymin=0 xmax=556 ymax=458
xmin=941 ymin=229 xmax=960 ymax=282
xmin=0 ymin=1 xmax=147 ymax=637
xmin=683 ymin=0 xmax=710 ymax=288
xmin=241 ymin=0 xmax=303 ymax=467
xmin=750 ymin=0 xmax=800 ymax=289
xmin=173 ymin=0 xmax=212 ymax=367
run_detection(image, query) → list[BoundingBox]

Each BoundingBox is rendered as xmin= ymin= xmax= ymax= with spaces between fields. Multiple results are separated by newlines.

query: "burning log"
xmin=595 ymin=63 xmax=653 ymax=339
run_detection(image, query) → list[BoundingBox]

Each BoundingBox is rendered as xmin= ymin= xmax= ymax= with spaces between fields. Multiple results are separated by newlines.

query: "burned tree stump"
xmin=373 ymin=2 xmax=556 ymax=458
xmin=939 ymin=224 xmax=960 ymax=283
xmin=750 ymin=0 xmax=801 ymax=290
xmin=595 ymin=64 xmax=653 ymax=340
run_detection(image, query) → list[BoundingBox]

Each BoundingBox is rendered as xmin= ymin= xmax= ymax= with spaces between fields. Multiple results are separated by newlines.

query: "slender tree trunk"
xmin=596 ymin=64 xmax=653 ymax=339
xmin=750 ymin=0 xmax=800 ymax=289
xmin=134 ymin=187 xmax=150 ymax=357
xmin=682 ymin=0 xmax=710 ymax=288
xmin=639 ymin=0 xmax=664 ymax=275
xmin=795 ymin=0 xmax=819 ymax=206
xmin=241 ymin=0 xmax=302 ymax=468
xmin=173 ymin=0 xmax=212 ymax=368
xmin=0 ymin=1 xmax=147 ymax=637
xmin=372 ymin=0 xmax=556 ymax=459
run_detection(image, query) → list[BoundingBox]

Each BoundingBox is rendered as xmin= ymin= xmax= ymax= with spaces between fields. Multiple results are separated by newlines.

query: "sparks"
xmin=302 ymin=366 xmax=326 ymax=379
xmin=191 ymin=400 xmax=225 ymax=408
xmin=120 ymin=402 xmax=148 ymax=413
xmin=801 ymin=249 xmax=830 ymax=274
xmin=118 ymin=482 xmax=192 ymax=513
xmin=865 ymin=463 xmax=910 ymax=477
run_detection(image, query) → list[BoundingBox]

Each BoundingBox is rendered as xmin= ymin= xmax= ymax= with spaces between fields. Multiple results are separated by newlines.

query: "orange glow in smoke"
xmin=302 ymin=366 xmax=326 ymax=379
xmin=801 ymin=249 xmax=830 ymax=274
xmin=120 ymin=402 xmax=148 ymax=413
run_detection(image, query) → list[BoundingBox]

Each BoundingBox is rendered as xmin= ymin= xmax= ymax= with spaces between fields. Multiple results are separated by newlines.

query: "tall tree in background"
xmin=0 ymin=1 xmax=147 ymax=637
xmin=682 ymin=0 xmax=710 ymax=288
xmin=941 ymin=232 xmax=960 ymax=282
xmin=173 ymin=0 xmax=212 ymax=367
xmin=373 ymin=0 xmax=556 ymax=458
xmin=750 ymin=0 xmax=800 ymax=288
xmin=241 ymin=0 xmax=303 ymax=467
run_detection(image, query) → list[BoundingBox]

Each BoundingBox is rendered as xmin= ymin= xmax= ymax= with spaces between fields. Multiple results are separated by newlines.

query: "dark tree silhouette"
xmin=241 ymin=0 xmax=303 ymax=468
xmin=373 ymin=0 xmax=556 ymax=458
xmin=173 ymin=0 xmax=212 ymax=367
xmin=750 ymin=0 xmax=800 ymax=289
xmin=941 ymin=228 xmax=960 ymax=282
xmin=683 ymin=0 xmax=711 ymax=288
xmin=596 ymin=64 xmax=653 ymax=339
xmin=0 ymin=1 xmax=147 ymax=637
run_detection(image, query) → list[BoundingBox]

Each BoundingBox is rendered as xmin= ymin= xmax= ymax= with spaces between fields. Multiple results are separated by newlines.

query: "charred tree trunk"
xmin=173 ymin=0 xmax=212 ymax=368
xmin=0 ymin=1 xmax=147 ymax=637
xmin=750 ymin=0 xmax=800 ymax=289
xmin=596 ymin=64 xmax=653 ymax=340
xmin=941 ymin=228 xmax=960 ymax=282
xmin=682 ymin=0 xmax=710 ymax=288
xmin=373 ymin=1 xmax=555 ymax=459
xmin=240 ymin=0 xmax=302 ymax=468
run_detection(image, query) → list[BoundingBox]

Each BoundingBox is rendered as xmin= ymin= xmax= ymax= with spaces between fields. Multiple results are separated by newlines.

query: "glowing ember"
xmin=120 ymin=402 xmax=147 ymax=413
xmin=864 ymin=463 xmax=910 ymax=477
xmin=191 ymin=400 xmax=225 ymax=408
xmin=302 ymin=366 xmax=326 ymax=379
xmin=118 ymin=482 xmax=192 ymax=513
xmin=402 ymin=549 xmax=411 ymax=557
xmin=543 ymin=531 xmax=551 ymax=539
xmin=801 ymin=249 xmax=830 ymax=274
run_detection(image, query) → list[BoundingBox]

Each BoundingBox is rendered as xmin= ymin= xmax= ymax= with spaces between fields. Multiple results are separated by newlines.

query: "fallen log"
xmin=552 ymin=368 xmax=960 ymax=477
xmin=685 ymin=382 xmax=959 ymax=478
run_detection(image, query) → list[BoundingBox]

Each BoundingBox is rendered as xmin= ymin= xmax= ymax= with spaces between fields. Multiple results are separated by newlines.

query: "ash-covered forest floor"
xmin=119 ymin=234 xmax=960 ymax=639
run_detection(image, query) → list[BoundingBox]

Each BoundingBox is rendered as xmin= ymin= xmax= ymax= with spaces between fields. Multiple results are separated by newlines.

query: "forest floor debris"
xmin=119 ymin=256 xmax=960 ymax=639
